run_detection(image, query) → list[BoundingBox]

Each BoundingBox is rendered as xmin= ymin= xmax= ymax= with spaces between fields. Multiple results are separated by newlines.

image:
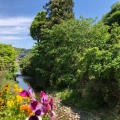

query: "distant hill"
xmin=14 ymin=47 xmax=31 ymax=55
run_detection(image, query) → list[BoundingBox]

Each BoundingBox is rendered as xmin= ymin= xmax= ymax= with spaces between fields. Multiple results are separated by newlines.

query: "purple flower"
xmin=49 ymin=97 xmax=54 ymax=110
xmin=27 ymin=101 xmax=44 ymax=120
xmin=28 ymin=115 xmax=42 ymax=120
xmin=19 ymin=90 xmax=29 ymax=97
xmin=40 ymin=91 xmax=55 ymax=118
xmin=40 ymin=91 xmax=48 ymax=103
xmin=40 ymin=92 xmax=56 ymax=120
xmin=20 ymin=87 xmax=56 ymax=120
xmin=30 ymin=101 xmax=44 ymax=114
xmin=28 ymin=109 xmax=42 ymax=120
xmin=30 ymin=101 xmax=38 ymax=110
xmin=28 ymin=116 xmax=39 ymax=120
xmin=50 ymin=111 xmax=56 ymax=120
xmin=19 ymin=85 xmax=36 ymax=101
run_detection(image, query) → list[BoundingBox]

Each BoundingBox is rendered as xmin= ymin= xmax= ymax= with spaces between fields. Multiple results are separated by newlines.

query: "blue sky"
xmin=0 ymin=0 xmax=118 ymax=49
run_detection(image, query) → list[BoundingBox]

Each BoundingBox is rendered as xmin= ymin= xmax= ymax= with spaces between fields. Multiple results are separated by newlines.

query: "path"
xmin=52 ymin=94 xmax=109 ymax=120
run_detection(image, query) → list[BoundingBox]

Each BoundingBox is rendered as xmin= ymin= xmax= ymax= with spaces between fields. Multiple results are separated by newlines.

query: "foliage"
xmin=43 ymin=0 xmax=74 ymax=27
xmin=14 ymin=47 xmax=31 ymax=55
xmin=76 ymin=23 xmax=120 ymax=108
xmin=0 ymin=44 xmax=17 ymax=80
xmin=30 ymin=0 xmax=74 ymax=42
xmin=30 ymin=11 xmax=48 ymax=42
xmin=0 ymin=81 xmax=26 ymax=120
xmin=21 ymin=1 xmax=120 ymax=110
xmin=19 ymin=54 xmax=33 ymax=76
xmin=0 ymin=81 xmax=55 ymax=120
xmin=0 ymin=44 xmax=16 ymax=71
xmin=21 ymin=18 xmax=94 ymax=89
xmin=102 ymin=1 xmax=120 ymax=26
xmin=22 ymin=18 xmax=120 ymax=109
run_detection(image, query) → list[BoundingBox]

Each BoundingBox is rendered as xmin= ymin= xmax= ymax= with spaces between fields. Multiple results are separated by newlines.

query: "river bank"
xmin=15 ymin=70 xmax=120 ymax=120
xmin=15 ymin=71 xmax=80 ymax=119
xmin=52 ymin=93 xmax=120 ymax=120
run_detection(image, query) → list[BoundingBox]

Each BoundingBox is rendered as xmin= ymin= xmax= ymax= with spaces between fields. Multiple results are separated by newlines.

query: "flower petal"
xmin=19 ymin=90 xmax=29 ymax=97
xmin=31 ymin=101 xmax=38 ymax=110
xmin=40 ymin=91 xmax=48 ymax=103
xmin=50 ymin=111 xmax=56 ymax=120
xmin=28 ymin=86 xmax=36 ymax=101
xmin=35 ymin=103 xmax=44 ymax=115
xmin=43 ymin=104 xmax=51 ymax=113
xmin=35 ymin=109 xmax=41 ymax=116
xmin=28 ymin=116 xmax=39 ymax=120
xmin=49 ymin=97 xmax=54 ymax=110
xmin=28 ymin=85 xmax=33 ymax=97
xmin=40 ymin=91 xmax=46 ymax=97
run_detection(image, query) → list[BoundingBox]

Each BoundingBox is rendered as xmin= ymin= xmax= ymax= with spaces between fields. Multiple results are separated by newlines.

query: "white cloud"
xmin=0 ymin=36 xmax=22 ymax=41
xmin=0 ymin=17 xmax=33 ymax=26
xmin=0 ymin=26 xmax=28 ymax=34
xmin=0 ymin=17 xmax=34 ymax=48
xmin=0 ymin=17 xmax=33 ymax=35
xmin=0 ymin=36 xmax=35 ymax=49
xmin=0 ymin=36 xmax=31 ymax=42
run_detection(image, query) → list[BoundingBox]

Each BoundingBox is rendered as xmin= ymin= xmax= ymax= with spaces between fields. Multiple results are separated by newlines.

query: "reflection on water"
xmin=15 ymin=68 xmax=40 ymax=101
xmin=15 ymin=69 xmax=33 ymax=91
xmin=16 ymin=75 xmax=40 ymax=101
xmin=16 ymin=76 xmax=29 ymax=91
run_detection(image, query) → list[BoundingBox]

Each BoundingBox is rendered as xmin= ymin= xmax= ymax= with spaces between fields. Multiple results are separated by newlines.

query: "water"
xmin=15 ymin=69 xmax=33 ymax=91
xmin=16 ymin=76 xmax=30 ymax=90
xmin=15 ymin=70 xmax=41 ymax=101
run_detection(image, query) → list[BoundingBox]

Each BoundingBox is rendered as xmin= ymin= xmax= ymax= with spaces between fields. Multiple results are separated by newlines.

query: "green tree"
xmin=0 ymin=44 xmax=16 ymax=80
xmin=21 ymin=18 xmax=94 ymax=90
xmin=76 ymin=22 xmax=120 ymax=108
xmin=0 ymin=44 xmax=16 ymax=69
xmin=102 ymin=1 xmax=120 ymax=26
xmin=14 ymin=47 xmax=31 ymax=55
xmin=30 ymin=11 xmax=48 ymax=42
xmin=44 ymin=0 xmax=74 ymax=27
xmin=30 ymin=0 xmax=74 ymax=42
xmin=21 ymin=1 xmax=120 ymax=109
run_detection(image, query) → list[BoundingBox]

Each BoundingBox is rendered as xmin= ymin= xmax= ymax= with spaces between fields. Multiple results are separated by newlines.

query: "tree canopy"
xmin=30 ymin=0 xmax=74 ymax=42
xmin=0 ymin=44 xmax=16 ymax=71
xmin=20 ymin=1 xmax=120 ymax=110
xmin=102 ymin=1 xmax=120 ymax=26
xmin=44 ymin=0 xmax=74 ymax=26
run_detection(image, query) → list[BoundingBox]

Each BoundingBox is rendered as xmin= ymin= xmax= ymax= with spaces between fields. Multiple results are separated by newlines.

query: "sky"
xmin=0 ymin=0 xmax=119 ymax=49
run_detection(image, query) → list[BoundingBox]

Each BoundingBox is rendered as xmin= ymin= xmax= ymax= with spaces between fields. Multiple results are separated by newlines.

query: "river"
xmin=15 ymin=69 xmax=34 ymax=91
xmin=14 ymin=69 xmax=81 ymax=120
xmin=15 ymin=68 xmax=41 ymax=101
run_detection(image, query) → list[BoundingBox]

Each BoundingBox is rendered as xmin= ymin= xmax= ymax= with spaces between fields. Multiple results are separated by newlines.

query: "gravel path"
xmin=53 ymin=94 xmax=104 ymax=120
xmin=54 ymin=96 xmax=80 ymax=120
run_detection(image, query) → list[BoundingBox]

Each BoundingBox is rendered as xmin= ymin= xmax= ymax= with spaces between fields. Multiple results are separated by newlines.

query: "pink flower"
xmin=30 ymin=101 xmax=44 ymax=115
xmin=20 ymin=87 xmax=56 ymax=120
xmin=40 ymin=91 xmax=55 ymax=120
xmin=19 ymin=85 xmax=36 ymax=101
xmin=40 ymin=91 xmax=48 ymax=103
xmin=50 ymin=111 xmax=56 ymax=120
xmin=27 ymin=100 xmax=44 ymax=120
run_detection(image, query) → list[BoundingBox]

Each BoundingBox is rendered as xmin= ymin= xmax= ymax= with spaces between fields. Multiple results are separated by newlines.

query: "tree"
xmin=102 ymin=1 xmax=120 ymax=26
xmin=75 ymin=22 xmax=120 ymax=108
xmin=22 ymin=18 xmax=94 ymax=89
xmin=44 ymin=0 xmax=74 ymax=27
xmin=30 ymin=11 xmax=48 ymax=42
xmin=0 ymin=44 xmax=16 ymax=71
xmin=30 ymin=0 xmax=74 ymax=42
